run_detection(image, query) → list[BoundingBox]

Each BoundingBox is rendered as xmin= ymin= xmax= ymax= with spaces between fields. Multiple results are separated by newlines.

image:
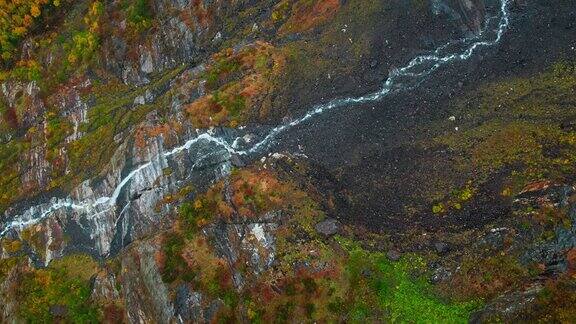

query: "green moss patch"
xmin=436 ymin=61 xmax=576 ymax=187
xmin=16 ymin=254 xmax=100 ymax=323
xmin=339 ymin=239 xmax=481 ymax=323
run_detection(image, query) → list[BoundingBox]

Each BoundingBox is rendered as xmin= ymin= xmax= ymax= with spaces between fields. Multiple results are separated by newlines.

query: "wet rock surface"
xmin=314 ymin=218 xmax=339 ymax=236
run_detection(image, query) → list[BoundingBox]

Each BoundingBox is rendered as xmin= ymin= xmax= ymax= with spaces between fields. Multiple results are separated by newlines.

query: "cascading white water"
xmin=0 ymin=0 xmax=510 ymax=238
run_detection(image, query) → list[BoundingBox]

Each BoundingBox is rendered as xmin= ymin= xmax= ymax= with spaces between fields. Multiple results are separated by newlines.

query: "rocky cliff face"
xmin=1 ymin=0 xmax=576 ymax=322
xmin=435 ymin=0 xmax=486 ymax=32
xmin=0 ymin=0 xmax=492 ymax=259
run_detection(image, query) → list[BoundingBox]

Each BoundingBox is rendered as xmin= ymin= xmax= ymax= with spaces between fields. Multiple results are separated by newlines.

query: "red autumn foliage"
xmin=279 ymin=0 xmax=340 ymax=35
xmin=3 ymin=106 xmax=19 ymax=129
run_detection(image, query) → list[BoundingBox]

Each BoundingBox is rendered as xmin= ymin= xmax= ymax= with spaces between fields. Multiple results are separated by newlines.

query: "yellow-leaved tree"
xmin=0 ymin=0 xmax=60 ymax=64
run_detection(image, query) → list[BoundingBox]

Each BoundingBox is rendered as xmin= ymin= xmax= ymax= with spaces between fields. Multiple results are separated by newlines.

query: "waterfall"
xmin=0 ymin=0 xmax=511 ymax=239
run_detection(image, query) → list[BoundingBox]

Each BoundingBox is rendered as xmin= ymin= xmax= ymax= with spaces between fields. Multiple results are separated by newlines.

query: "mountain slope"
xmin=1 ymin=0 xmax=576 ymax=322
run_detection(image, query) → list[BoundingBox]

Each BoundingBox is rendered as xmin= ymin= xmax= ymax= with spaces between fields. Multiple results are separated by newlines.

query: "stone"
xmin=434 ymin=242 xmax=450 ymax=254
xmin=515 ymin=182 xmax=574 ymax=209
xmin=430 ymin=266 xmax=452 ymax=284
xmin=230 ymin=154 xmax=246 ymax=168
xmin=140 ymin=51 xmax=154 ymax=74
xmin=314 ymin=218 xmax=339 ymax=236
xmin=133 ymin=95 xmax=146 ymax=105
xmin=521 ymin=192 xmax=576 ymax=272
xmin=175 ymin=285 xmax=203 ymax=322
xmin=204 ymin=299 xmax=224 ymax=323
xmin=470 ymin=283 xmax=543 ymax=323
xmin=387 ymin=250 xmax=402 ymax=261
xmin=362 ymin=268 xmax=373 ymax=277
xmin=50 ymin=305 xmax=68 ymax=317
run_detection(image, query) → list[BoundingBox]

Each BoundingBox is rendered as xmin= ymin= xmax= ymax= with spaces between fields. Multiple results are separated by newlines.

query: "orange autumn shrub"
xmin=279 ymin=0 xmax=340 ymax=35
